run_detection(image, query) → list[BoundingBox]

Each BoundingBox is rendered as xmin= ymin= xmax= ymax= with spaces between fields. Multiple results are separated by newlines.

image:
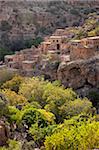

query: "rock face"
xmin=0 ymin=121 xmax=9 ymax=146
xmin=41 ymin=60 xmax=60 ymax=81
xmin=57 ymin=57 xmax=99 ymax=90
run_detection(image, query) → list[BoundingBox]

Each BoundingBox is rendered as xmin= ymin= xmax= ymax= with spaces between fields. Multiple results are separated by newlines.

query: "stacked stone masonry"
xmin=2 ymin=31 xmax=99 ymax=90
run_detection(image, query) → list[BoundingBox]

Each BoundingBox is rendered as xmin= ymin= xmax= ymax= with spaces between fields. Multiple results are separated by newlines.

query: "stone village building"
xmin=4 ymin=35 xmax=99 ymax=69
xmin=2 ymin=31 xmax=99 ymax=93
xmin=70 ymin=36 xmax=99 ymax=60
xmin=4 ymin=34 xmax=70 ymax=75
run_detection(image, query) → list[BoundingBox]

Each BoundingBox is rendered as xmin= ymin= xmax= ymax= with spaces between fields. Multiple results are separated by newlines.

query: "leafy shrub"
xmin=0 ymin=140 xmax=22 ymax=150
xmin=19 ymin=77 xmax=47 ymax=107
xmin=2 ymin=75 xmax=24 ymax=93
xmin=0 ymin=69 xmax=14 ymax=86
xmin=19 ymin=77 xmax=78 ymax=122
xmin=43 ymin=85 xmax=77 ymax=122
xmin=32 ymin=37 xmax=43 ymax=47
xmin=45 ymin=121 xmax=99 ymax=150
xmin=19 ymin=77 xmax=95 ymax=123
xmin=8 ymin=105 xmax=55 ymax=127
xmin=59 ymin=98 xmax=94 ymax=119
xmin=0 ymin=97 xmax=8 ymax=118
xmin=2 ymin=89 xmax=27 ymax=106
xmin=88 ymin=26 xmax=99 ymax=37
xmin=7 ymin=106 xmax=21 ymax=123
xmin=21 ymin=107 xmax=55 ymax=127
xmin=29 ymin=124 xmax=57 ymax=146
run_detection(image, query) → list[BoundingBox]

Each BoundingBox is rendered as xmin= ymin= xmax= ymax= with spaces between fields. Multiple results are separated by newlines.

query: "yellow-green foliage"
xmin=8 ymin=106 xmax=22 ymax=123
xmin=38 ymin=109 xmax=55 ymax=123
xmin=8 ymin=105 xmax=55 ymax=126
xmin=21 ymin=107 xmax=55 ymax=127
xmin=19 ymin=77 xmax=46 ymax=104
xmin=2 ymin=75 xmax=24 ymax=93
xmin=60 ymin=98 xmax=94 ymax=118
xmin=0 ymin=76 xmax=98 ymax=149
xmin=29 ymin=123 xmax=57 ymax=145
xmin=14 ymin=76 xmax=94 ymax=123
xmin=0 ymin=140 xmax=22 ymax=150
xmin=45 ymin=121 xmax=99 ymax=150
xmin=85 ymin=18 xmax=97 ymax=26
xmin=2 ymin=89 xmax=27 ymax=106
xmin=88 ymin=26 xmax=99 ymax=37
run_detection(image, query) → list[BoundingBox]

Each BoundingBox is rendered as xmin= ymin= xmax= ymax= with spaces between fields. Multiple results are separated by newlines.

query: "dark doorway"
xmin=57 ymin=44 xmax=60 ymax=50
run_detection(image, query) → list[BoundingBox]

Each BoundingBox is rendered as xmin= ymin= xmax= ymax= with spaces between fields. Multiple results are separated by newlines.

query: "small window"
xmin=97 ymin=45 xmax=99 ymax=50
xmin=9 ymin=64 xmax=12 ymax=68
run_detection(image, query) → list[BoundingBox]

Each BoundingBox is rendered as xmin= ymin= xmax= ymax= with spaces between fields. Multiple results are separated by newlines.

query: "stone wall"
xmin=70 ymin=46 xmax=95 ymax=60
xmin=70 ymin=37 xmax=99 ymax=61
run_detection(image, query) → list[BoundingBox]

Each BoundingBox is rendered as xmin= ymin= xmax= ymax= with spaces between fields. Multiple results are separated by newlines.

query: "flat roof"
xmin=5 ymin=55 xmax=15 ymax=58
xmin=71 ymin=39 xmax=81 ymax=43
xmin=48 ymin=50 xmax=57 ymax=53
xmin=50 ymin=35 xmax=67 ymax=39
xmin=42 ymin=41 xmax=51 ymax=44
xmin=22 ymin=60 xmax=35 ymax=64
xmin=82 ymin=36 xmax=99 ymax=41
xmin=87 ymin=36 xmax=99 ymax=40
xmin=50 ymin=36 xmax=62 ymax=39
xmin=56 ymin=29 xmax=64 ymax=31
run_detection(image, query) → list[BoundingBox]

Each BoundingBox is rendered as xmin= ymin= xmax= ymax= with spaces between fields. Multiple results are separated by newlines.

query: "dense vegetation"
xmin=0 ymin=73 xmax=99 ymax=150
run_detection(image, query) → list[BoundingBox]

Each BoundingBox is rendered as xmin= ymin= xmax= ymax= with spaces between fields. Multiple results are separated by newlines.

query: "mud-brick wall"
xmin=70 ymin=47 xmax=95 ymax=60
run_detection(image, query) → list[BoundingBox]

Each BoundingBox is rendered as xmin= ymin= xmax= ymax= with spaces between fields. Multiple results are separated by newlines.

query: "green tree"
xmin=0 ymin=48 xmax=13 ymax=61
xmin=32 ymin=37 xmax=43 ymax=48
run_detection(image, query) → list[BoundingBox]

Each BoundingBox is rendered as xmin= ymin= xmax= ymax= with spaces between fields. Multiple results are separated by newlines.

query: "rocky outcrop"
xmin=57 ymin=56 xmax=99 ymax=90
xmin=0 ymin=121 xmax=9 ymax=146
xmin=41 ymin=60 xmax=60 ymax=81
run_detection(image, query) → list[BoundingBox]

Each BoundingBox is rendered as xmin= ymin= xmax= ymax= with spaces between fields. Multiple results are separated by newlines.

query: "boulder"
xmin=0 ymin=121 xmax=9 ymax=146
